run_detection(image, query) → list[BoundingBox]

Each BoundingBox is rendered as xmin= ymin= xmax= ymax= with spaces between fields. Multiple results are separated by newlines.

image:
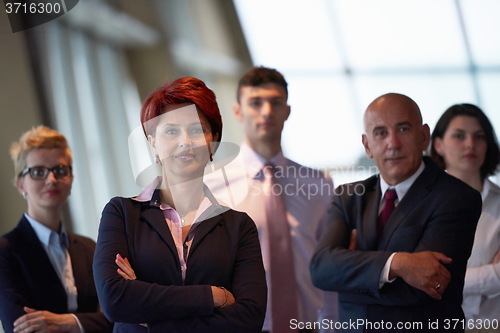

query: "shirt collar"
xmin=134 ymin=176 xmax=162 ymax=202
xmin=481 ymin=178 xmax=492 ymax=200
xmin=240 ymin=142 xmax=287 ymax=178
xmin=24 ymin=213 xmax=68 ymax=248
xmin=379 ymin=161 xmax=425 ymax=202
xmin=132 ymin=177 xmax=225 ymax=223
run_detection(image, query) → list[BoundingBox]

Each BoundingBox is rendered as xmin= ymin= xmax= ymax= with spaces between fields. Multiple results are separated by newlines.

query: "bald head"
xmin=364 ymin=93 xmax=422 ymax=132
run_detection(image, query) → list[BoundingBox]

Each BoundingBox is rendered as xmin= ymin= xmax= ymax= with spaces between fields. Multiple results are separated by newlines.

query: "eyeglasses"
xmin=19 ymin=165 xmax=72 ymax=180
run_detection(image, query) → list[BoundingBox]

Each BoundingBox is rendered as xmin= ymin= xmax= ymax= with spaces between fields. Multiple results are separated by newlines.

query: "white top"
xmin=25 ymin=213 xmax=78 ymax=312
xmin=205 ymin=143 xmax=336 ymax=331
xmin=462 ymin=179 xmax=500 ymax=321
xmin=25 ymin=214 xmax=83 ymax=332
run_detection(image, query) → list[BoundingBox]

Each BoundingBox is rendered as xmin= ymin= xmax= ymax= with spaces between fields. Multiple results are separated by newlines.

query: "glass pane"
xmin=478 ymin=73 xmax=500 ymax=133
xmin=461 ymin=0 xmax=500 ymax=66
xmin=233 ymin=0 xmax=500 ymax=182
xmin=233 ymin=0 xmax=343 ymax=71
xmin=354 ymin=73 xmax=476 ymax=131
xmin=334 ymin=0 xmax=467 ymax=69
xmin=281 ymin=75 xmax=364 ymax=168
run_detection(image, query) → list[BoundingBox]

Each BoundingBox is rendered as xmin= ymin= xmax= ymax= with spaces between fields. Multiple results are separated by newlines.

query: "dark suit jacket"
xmin=310 ymin=157 xmax=482 ymax=332
xmin=0 ymin=216 xmax=113 ymax=333
xmin=93 ymin=191 xmax=267 ymax=333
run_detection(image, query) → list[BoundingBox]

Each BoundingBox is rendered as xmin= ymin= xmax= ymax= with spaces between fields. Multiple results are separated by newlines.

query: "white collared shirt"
xmin=462 ymin=179 xmax=500 ymax=321
xmin=379 ymin=161 xmax=425 ymax=209
xmin=378 ymin=161 xmax=425 ymax=286
xmin=25 ymin=214 xmax=78 ymax=312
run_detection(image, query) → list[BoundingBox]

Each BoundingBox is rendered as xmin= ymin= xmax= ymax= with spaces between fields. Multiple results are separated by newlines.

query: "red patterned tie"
xmin=263 ymin=163 xmax=299 ymax=332
xmin=377 ymin=188 xmax=397 ymax=239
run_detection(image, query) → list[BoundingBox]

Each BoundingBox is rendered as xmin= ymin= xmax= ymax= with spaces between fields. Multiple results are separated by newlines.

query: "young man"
xmin=310 ymin=93 xmax=482 ymax=333
xmin=207 ymin=66 xmax=337 ymax=332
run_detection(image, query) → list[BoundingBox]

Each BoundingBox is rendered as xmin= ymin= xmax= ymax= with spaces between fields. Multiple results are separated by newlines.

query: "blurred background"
xmin=1 ymin=0 xmax=499 ymax=241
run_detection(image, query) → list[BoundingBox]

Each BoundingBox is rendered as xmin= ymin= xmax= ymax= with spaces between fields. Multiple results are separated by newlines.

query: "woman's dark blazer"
xmin=0 ymin=216 xmax=113 ymax=333
xmin=93 ymin=193 xmax=267 ymax=333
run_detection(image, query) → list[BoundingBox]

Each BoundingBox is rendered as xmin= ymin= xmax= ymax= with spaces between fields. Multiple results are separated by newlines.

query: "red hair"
xmin=140 ymin=77 xmax=222 ymax=142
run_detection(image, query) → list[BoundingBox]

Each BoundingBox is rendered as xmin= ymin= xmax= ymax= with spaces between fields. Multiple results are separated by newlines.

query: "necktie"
xmin=263 ymin=163 xmax=299 ymax=332
xmin=49 ymin=231 xmax=78 ymax=311
xmin=377 ymin=188 xmax=398 ymax=239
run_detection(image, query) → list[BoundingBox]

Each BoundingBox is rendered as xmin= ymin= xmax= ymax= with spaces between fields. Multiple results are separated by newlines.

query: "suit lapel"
xmin=15 ymin=217 xmax=67 ymax=311
xmin=67 ymin=235 xmax=84 ymax=310
xmin=359 ymin=176 xmax=381 ymax=250
xmin=17 ymin=218 xmax=62 ymax=283
xmin=136 ymin=188 xmax=228 ymax=268
xmin=378 ymin=158 xmax=438 ymax=249
xmin=68 ymin=234 xmax=99 ymax=311
xmin=188 ymin=187 xmax=229 ymax=256
xmin=140 ymin=206 xmax=180 ymax=264
xmin=189 ymin=208 xmax=224 ymax=256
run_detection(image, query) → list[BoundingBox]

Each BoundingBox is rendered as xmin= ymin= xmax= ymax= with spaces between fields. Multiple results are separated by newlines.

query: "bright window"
xmin=234 ymin=0 xmax=500 ymax=184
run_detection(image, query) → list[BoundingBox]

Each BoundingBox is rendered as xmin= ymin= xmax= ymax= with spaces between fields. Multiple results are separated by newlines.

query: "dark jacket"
xmin=311 ymin=157 xmax=482 ymax=332
xmin=93 ymin=192 xmax=267 ymax=333
xmin=0 ymin=216 xmax=113 ymax=333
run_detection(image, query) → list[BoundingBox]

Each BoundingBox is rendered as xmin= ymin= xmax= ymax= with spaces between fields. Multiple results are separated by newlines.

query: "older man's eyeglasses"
xmin=19 ymin=165 xmax=72 ymax=180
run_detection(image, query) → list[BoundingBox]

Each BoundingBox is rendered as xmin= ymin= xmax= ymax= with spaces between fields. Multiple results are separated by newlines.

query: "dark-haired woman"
xmin=431 ymin=103 xmax=500 ymax=332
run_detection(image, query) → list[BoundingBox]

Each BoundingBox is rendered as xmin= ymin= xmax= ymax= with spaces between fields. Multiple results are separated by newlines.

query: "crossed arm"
xmin=311 ymin=186 xmax=480 ymax=307
xmin=93 ymin=199 xmax=267 ymax=332
xmin=347 ymin=229 xmax=452 ymax=300
xmin=114 ymin=254 xmax=236 ymax=308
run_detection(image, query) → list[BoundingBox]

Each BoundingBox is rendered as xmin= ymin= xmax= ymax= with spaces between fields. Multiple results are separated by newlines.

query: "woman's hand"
xmin=211 ymin=286 xmax=235 ymax=308
xmin=13 ymin=307 xmax=79 ymax=333
xmin=115 ymin=254 xmax=137 ymax=280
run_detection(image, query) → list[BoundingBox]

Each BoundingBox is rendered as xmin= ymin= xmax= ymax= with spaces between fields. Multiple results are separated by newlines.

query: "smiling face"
xmin=362 ymin=94 xmax=430 ymax=186
xmin=148 ymin=104 xmax=215 ymax=182
xmin=433 ymin=115 xmax=487 ymax=177
xmin=16 ymin=148 xmax=73 ymax=218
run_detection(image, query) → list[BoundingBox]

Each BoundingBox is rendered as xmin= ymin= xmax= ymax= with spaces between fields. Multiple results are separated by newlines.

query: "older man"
xmin=311 ymin=93 xmax=481 ymax=333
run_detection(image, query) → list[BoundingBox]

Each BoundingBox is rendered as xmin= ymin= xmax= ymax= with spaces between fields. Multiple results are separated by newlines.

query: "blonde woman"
xmin=0 ymin=126 xmax=112 ymax=333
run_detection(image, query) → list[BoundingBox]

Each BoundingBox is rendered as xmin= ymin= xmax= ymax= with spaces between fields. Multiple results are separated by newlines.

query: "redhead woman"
xmin=92 ymin=77 xmax=267 ymax=333
xmin=431 ymin=104 xmax=500 ymax=332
